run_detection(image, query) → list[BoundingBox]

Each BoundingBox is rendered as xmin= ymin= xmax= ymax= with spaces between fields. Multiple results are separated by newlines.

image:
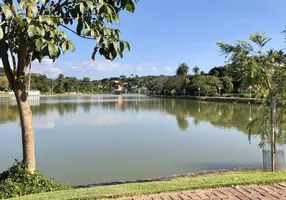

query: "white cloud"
xmin=136 ymin=67 xmax=143 ymax=71
xmin=165 ymin=67 xmax=176 ymax=72
xmin=70 ymin=60 xmax=167 ymax=74
xmin=71 ymin=60 xmax=125 ymax=72
xmin=31 ymin=59 xmax=62 ymax=78
xmin=72 ymin=115 xmax=122 ymax=126
xmin=33 ymin=110 xmax=60 ymax=129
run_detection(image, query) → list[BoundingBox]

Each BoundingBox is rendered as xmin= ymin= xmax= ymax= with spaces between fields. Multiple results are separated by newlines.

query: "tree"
xmin=0 ymin=76 xmax=9 ymax=90
xmin=164 ymin=76 xmax=186 ymax=94
xmin=219 ymin=76 xmax=233 ymax=93
xmin=189 ymin=76 xmax=222 ymax=96
xmin=217 ymin=32 xmax=286 ymax=172
xmin=209 ymin=66 xmax=226 ymax=77
xmin=176 ymin=63 xmax=189 ymax=76
xmin=192 ymin=65 xmax=200 ymax=75
xmin=0 ymin=0 xmax=138 ymax=173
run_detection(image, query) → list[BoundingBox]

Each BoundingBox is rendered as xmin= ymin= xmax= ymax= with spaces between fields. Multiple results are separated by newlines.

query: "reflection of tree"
xmin=81 ymin=102 xmax=92 ymax=113
xmin=176 ymin=115 xmax=189 ymax=131
xmin=0 ymin=104 xmax=18 ymax=124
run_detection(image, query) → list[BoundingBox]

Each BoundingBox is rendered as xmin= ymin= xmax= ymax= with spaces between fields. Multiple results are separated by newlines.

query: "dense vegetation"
xmin=0 ymin=63 xmax=254 ymax=96
xmin=0 ymin=161 xmax=69 ymax=199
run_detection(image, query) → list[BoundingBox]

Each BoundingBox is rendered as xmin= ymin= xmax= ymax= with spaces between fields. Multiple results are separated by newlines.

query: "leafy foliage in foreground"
xmin=0 ymin=161 xmax=70 ymax=199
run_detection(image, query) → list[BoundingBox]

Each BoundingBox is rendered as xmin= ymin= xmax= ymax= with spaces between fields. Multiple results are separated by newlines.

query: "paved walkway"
xmin=118 ymin=183 xmax=286 ymax=200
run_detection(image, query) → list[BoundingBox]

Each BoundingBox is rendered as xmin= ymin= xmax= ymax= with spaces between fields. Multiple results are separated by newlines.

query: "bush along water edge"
xmin=0 ymin=161 xmax=70 ymax=199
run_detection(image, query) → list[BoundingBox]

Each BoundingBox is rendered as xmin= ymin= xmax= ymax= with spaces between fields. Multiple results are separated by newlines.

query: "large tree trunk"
xmin=14 ymin=43 xmax=36 ymax=174
xmin=14 ymin=82 xmax=35 ymax=174
xmin=269 ymin=93 xmax=276 ymax=172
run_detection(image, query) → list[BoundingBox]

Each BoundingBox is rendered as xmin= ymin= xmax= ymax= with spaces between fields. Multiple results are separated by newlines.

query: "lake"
xmin=0 ymin=95 xmax=283 ymax=185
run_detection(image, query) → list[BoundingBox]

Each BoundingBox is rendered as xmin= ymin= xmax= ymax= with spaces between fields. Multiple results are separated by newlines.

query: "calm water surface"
xmin=0 ymin=95 xmax=275 ymax=185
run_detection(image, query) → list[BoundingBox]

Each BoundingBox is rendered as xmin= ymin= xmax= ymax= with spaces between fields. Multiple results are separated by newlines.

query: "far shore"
xmin=151 ymin=95 xmax=260 ymax=104
xmin=0 ymin=93 xmax=104 ymax=98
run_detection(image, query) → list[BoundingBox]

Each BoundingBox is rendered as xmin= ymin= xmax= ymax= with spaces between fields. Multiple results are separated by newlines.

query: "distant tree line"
xmin=0 ymin=62 xmax=256 ymax=96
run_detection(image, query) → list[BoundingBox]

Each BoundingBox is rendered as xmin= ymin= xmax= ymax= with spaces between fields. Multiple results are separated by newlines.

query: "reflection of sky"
xmin=0 ymin=96 xmax=264 ymax=185
xmin=33 ymin=110 xmax=60 ymax=129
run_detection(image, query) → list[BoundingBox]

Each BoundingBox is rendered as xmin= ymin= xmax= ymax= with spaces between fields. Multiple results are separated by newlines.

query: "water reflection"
xmin=1 ymin=96 xmax=283 ymax=139
xmin=0 ymin=95 xmax=286 ymax=184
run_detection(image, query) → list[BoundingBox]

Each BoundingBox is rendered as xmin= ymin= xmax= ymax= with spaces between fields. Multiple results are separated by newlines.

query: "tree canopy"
xmin=176 ymin=63 xmax=189 ymax=76
xmin=217 ymin=32 xmax=286 ymax=171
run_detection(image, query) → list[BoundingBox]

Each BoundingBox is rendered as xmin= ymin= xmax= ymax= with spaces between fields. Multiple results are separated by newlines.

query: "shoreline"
xmin=76 ymin=167 xmax=261 ymax=188
xmin=150 ymin=95 xmax=260 ymax=104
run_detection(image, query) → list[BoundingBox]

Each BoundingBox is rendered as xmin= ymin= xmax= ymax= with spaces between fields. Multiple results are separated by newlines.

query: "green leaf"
xmin=103 ymin=38 xmax=108 ymax=50
xmin=13 ymin=14 xmax=25 ymax=22
xmin=83 ymin=29 xmax=90 ymax=36
xmin=39 ymin=15 xmax=43 ymax=22
xmin=41 ymin=0 xmax=46 ymax=5
xmin=48 ymin=43 xmax=58 ymax=57
xmin=91 ymin=47 xmax=98 ymax=60
xmin=2 ymin=4 xmax=12 ymax=19
xmin=115 ymin=29 xmax=121 ymax=38
xmin=27 ymin=25 xmax=36 ymax=38
xmin=119 ymin=42 xmax=124 ymax=52
xmin=76 ymin=20 xmax=83 ymax=35
xmin=29 ymin=3 xmax=38 ymax=14
xmin=79 ymin=3 xmax=85 ymax=13
xmin=43 ymin=16 xmax=53 ymax=25
xmin=118 ymin=50 xmax=123 ymax=58
xmin=61 ymin=31 xmax=67 ymax=39
xmin=99 ymin=47 xmax=105 ymax=55
xmin=18 ymin=1 xmax=27 ymax=11
xmin=19 ymin=20 xmax=27 ymax=28
xmin=97 ymin=3 xmax=105 ymax=14
xmin=36 ymin=26 xmax=45 ymax=36
xmin=86 ymin=1 xmax=94 ymax=10
xmin=0 ymin=27 xmax=3 ymax=40
xmin=123 ymin=41 xmax=130 ymax=51
xmin=67 ymin=40 xmax=75 ymax=52
xmin=35 ymin=38 xmax=45 ymax=51
xmin=125 ymin=0 xmax=135 ymax=12
xmin=96 ymin=36 xmax=102 ymax=45
xmin=61 ymin=42 xmax=67 ymax=53
xmin=112 ymin=41 xmax=118 ymax=52
xmin=91 ymin=30 xmax=97 ymax=38
xmin=26 ymin=17 xmax=32 ymax=23
xmin=50 ymin=30 xmax=55 ymax=38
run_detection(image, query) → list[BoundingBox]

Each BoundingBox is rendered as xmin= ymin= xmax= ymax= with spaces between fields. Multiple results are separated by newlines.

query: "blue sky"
xmin=31 ymin=0 xmax=286 ymax=79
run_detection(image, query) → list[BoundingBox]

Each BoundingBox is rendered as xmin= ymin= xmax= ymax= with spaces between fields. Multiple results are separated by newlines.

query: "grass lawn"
xmin=9 ymin=170 xmax=286 ymax=200
xmin=0 ymin=94 xmax=13 ymax=97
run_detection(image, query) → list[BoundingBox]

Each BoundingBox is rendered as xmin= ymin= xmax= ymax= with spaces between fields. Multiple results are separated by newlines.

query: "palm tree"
xmin=192 ymin=65 xmax=200 ymax=75
xmin=176 ymin=63 xmax=189 ymax=76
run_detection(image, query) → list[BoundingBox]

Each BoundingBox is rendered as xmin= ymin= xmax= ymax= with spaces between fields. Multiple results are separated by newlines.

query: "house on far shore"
xmin=114 ymin=84 xmax=123 ymax=91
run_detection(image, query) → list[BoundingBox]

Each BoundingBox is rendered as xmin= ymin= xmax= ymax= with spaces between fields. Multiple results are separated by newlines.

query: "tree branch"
xmin=60 ymin=24 xmax=94 ymax=40
xmin=7 ymin=19 xmax=17 ymax=74
xmin=1 ymin=53 xmax=14 ymax=88
xmin=0 ymin=16 xmax=14 ymax=88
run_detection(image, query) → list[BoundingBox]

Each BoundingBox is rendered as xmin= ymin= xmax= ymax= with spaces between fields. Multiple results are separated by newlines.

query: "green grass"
xmin=9 ymin=170 xmax=286 ymax=200
xmin=0 ymin=93 xmax=13 ymax=97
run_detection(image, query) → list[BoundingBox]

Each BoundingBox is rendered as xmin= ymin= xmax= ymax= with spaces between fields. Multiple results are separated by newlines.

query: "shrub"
xmin=0 ymin=161 xmax=70 ymax=199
